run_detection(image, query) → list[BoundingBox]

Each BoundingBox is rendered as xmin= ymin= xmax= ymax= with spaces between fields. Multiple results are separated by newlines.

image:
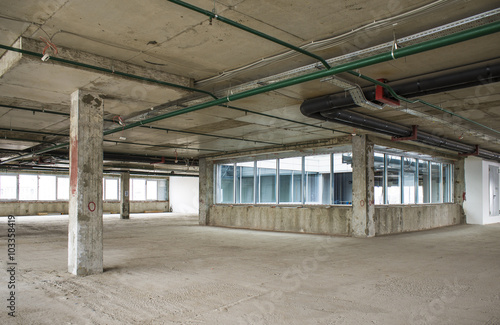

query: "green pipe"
xmin=0 ymin=44 xmax=218 ymax=100
xmin=103 ymin=20 xmax=500 ymax=137
xmin=3 ymin=20 xmax=500 ymax=164
xmin=346 ymin=71 xmax=500 ymax=135
xmin=166 ymin=0 xmax=331 ymax=69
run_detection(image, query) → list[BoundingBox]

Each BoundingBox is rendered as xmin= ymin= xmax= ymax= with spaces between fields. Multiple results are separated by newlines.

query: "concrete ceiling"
xmin=0 ymin=0 xmax=499 ymax=174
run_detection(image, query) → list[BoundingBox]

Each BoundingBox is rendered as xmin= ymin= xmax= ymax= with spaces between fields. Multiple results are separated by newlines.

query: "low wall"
xmin=207 ymin=203 xmax=464 ymax=236
xmin=0 ymin=201 xmax=169 ymax=216
xmin=208 ymin=205 xmax=352 ymax=236
xmin=375 ymin=204 xmax=463 ymax=236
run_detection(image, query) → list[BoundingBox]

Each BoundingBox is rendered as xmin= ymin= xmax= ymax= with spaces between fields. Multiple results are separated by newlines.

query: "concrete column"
xmin=120 ymin=172 xmax=130 ymax=219
xmin=351 ymin=135 xmax=375 ymax=237
xmin=454 ymin=158 xmax=466 ymax=223
xmin=199 ymin=158 xmax=214 ymax=225
xmin=68 ymin=90 xmax=104 ymax=276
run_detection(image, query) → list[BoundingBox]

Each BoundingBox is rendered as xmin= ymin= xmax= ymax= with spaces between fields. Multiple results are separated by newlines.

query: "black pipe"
xmin=300 ymin=62 xmax=500 ymax=116
xmin=304 ymin=106 xmax=500 ymax=161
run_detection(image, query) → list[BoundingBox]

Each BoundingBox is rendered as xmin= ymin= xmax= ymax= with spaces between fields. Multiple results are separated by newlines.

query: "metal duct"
xmin=322 ymin=77 xmax=383 ymax=110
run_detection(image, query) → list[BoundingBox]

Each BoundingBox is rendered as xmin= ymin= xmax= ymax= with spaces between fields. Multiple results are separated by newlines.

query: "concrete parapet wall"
xmin=0 ymin=201 xmax=169 ymax=216
xmin=375 ymin=204 xmax=463 ymax=236
xmin=208 ymin=203 xmax=463 ymax=236
xmin=208 ymin=205 xmax=352 ymax=236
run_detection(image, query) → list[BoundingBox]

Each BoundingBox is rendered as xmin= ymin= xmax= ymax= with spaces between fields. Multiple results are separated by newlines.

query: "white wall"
xmin=169 ymin=177 xmax=199 ymax=214
xmin=464 ymin=157 xmax=500 ymax=225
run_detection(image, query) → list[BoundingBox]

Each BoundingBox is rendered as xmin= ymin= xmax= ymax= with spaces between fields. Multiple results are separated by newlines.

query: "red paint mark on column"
xmin=70 ymin=136 xmax=78 ymax=196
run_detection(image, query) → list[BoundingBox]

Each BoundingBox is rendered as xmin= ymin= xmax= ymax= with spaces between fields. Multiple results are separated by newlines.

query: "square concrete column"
xmin=120 ymin=172 xmax=130 ymax=219
xmin=199 ymin=158 xmax=214 ymax=225
xmin=68 ymin=90 xmax=104 ymax=276
xmin=351 ymin=135 xmax=376 ymax=237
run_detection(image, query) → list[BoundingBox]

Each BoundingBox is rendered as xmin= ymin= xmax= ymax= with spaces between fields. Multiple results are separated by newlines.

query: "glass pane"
xmin=374 ymin=153 xmax=385 ymax=205
xmin=217 ymin=164 xmax=234 ymax=203
xmin=334 ymin=153 xmax=353 ymax=205
xmin=305 ymin=155 xmax=331 ymax=204
xmin=386 ymin=155 xmax=401 ymax=204
xmin=257 ymin=160 xmax=276 ymax=203
xmin=418 ymin=160 xmax=430 ymax=203
xmin=443 ymin=164 xmax=452 ymax=203
xmin=39 ymin=175 xmax=56 ymax=201
xmin=279 ymin=157 xmax=302 ymax=204
xmin=132 ymin=178 xmax=146 ymax=201
xmin=0 ymin=175 xmax=17 ymax=200
xmin=147 ymin=180 xmax=158 ymax=200
xmin=105 ymin=178 xmax=119 ymax=201
xmin=157 ymin=179 xmax=168 ymax=201
xmin=431 ymin=162 xmax=441 ymax=203
xmin=19 ymin=175 xmax=38 ymax=200
xmin=403 ymin=158 xmax=416 ymax=204
xmin=236 ymin=162 xmax=254 ymax=204
xmin=57 ymin=177 xmax=69 ymax=200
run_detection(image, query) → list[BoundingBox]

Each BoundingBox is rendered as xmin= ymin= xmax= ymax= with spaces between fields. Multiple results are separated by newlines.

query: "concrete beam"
xmin=367 ymin=135 xmax=458 ymax=161
xmin=68 ymin=90 xmax=104 ymax=276
xmin=351 ymin=135 xmax=375 ymax=237
xmin=17 ymin=37 xmax=193 ymax=88
xmin=120 ymin=172 xmax=130 ymax=219
xmin=203 ymin=136 xmax=353 ymax=161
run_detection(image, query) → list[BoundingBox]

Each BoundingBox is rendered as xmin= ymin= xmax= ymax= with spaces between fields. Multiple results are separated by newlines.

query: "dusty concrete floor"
xmin=0 ymin=213 xmax=499 ymax=325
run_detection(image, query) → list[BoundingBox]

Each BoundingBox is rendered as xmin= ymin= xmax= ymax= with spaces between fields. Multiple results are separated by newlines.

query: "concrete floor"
xmin=0 ymin=213 xmax=499 ymax=325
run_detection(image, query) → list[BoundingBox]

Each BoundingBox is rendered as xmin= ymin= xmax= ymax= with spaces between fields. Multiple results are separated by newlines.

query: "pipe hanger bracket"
xmin=392 ymin=125 xmax=418 ymax=141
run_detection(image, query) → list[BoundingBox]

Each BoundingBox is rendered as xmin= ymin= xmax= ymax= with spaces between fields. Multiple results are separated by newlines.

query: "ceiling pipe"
xmin=301 ymin=63 xmax=500 ymax=133
xmin=2 ymin=20 xmax=500 ymax=164
xmin=308 ymin=97 xmax=500 ymax=161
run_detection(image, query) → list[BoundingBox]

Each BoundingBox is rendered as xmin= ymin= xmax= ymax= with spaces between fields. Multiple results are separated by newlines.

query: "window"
xmin=443 ymin=164 xmax=453 ymax=203
xmin=146 ymin=180 xmax=157 ymax=200
xmin=334 ymin=153 xmax=353 ymax=205
xmin=0 ymin=175 xmax=17 ymax=200
xmin=215 ymin=152 xmax=352 ymax=205
xmin=374 ymin=153 xmax=452 ymax=205
xmin=1 ymin=173 xmax=167 ymax=202
xmin=418 ymin=160 xmax=430 ymax=204
xmin=257 ymin=160 xmax=277 ymax=203
xmin=131 ymin=178 xmax=146 ymax=201
xmin=431 ymin=162 xmax=442 ymax=203
xmin=216 ymin=164 xmax=234 ymax=204
xmin=279 ymin=157 xmax=302 ymax=204
xmin=403 ymin=158 xmax=416 ymax=204
xmin=386 ymin=155 xmax=401 ymax=204
xmin=19 ymin=174 xmax=38 ymax=200
xmin=130 ymin=178 xmax=168 ymax=201
xmin=374 ymin=153 xmax=385 ymax=205
xmin=157 ymin=179 xmax=168 ymax=201
xmin=305 ymin=155 xmax=331 ymax=205
xmin=57 ymin=177 xmax=69 ymax=200
xmin=103 ymin=178 xmax=119 ymax=201
xmin=236 ymin=162 xmax=255 ymax=204
xmin=38 ymin=175 xmax=56 ymax=201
